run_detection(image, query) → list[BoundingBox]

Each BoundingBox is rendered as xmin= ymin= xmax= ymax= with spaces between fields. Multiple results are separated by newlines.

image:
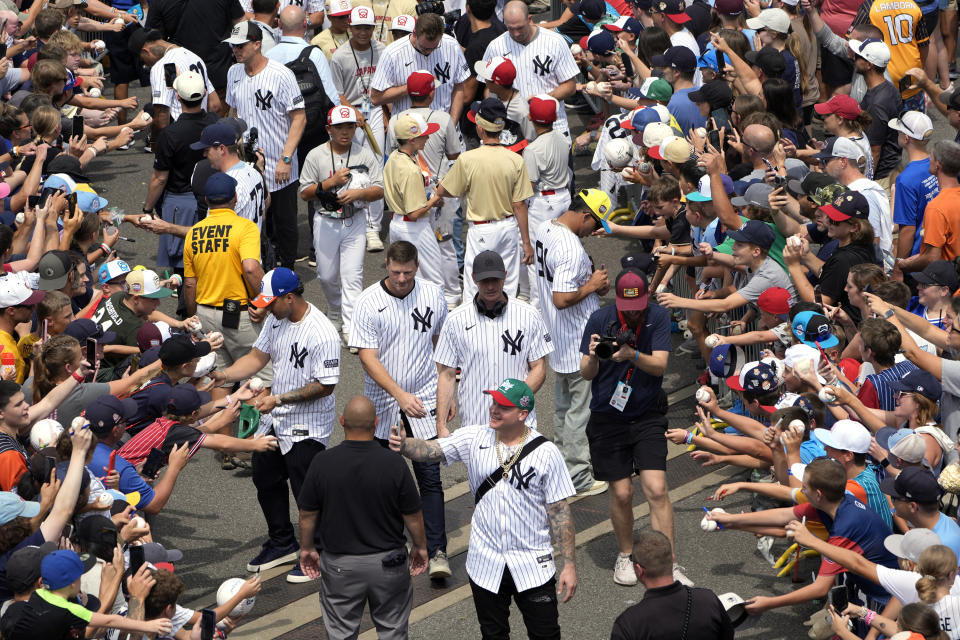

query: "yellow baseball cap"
xmin=578 ymin=188 xmax=613 ymax=233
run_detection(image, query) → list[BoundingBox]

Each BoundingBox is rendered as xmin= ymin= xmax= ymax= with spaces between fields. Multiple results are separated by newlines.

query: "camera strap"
xmin=329 ymin=142 xmax=352 ymax=177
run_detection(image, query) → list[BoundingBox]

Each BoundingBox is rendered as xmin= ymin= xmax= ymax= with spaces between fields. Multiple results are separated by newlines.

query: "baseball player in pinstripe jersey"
xmin=535 ymin=189 xmax=611 ymax=498
xmin=349 ymin=241 xmax=452 ymax=578
xmin=483 ymin=1 xmax=579 ymax=138
xmin=434 ymin=251 xmax=553 ymax=435
xmin=209 ymin=268 xmax=341 ymax=584
xmin=224 ymin=21 xmax=306 ymax=270
xmin=370 ymin=13 xmax=470 ymax=123
xmin=390 ymin=378 xmax=577 ymax=639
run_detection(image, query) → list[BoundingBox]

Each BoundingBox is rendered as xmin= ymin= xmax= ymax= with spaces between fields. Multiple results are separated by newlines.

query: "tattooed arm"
xmin=256 ymin=381 xmax=334 ymax=414
xmin=388 ymin=425 xmax=447 ymax=464
xmin=547 ymin=499 xmax=577 ymax=603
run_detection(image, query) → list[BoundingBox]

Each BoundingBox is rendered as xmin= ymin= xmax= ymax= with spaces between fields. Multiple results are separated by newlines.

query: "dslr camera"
xmin=415 ymin=0 xmax=460 ymax=36
xmin=244 ymin=126 xmax=259 ymax=164
xmin=595 ymin=326 xmax=638 ymax=360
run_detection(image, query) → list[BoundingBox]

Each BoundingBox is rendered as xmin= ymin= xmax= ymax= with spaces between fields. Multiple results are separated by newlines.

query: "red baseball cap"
xmin=757 ymin=287 xmax=790 ymax=317
xmin=615 ymin=270 xmax=648 ymax=311
xmin=406 ymin=70 xmax=435 ymax=97
xmin=528 ymin=94 xmax=558 ymax=124
xmin=813 ymin=95 xmax=862 ymax=120
xmin=474 ymin=56 xmax=516 ymax=86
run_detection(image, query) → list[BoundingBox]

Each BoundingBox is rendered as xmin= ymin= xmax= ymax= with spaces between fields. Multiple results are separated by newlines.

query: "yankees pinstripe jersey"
xmin=385 ymin=107 xmax=463 ymax=180
xmin=370 ymin=34 xmax=470 ymax=115
xmin=351 ymin=278 xmax=448 ymax=439
xmin=225 ymin=160 xmax=267 ymax=230
xmin=253 ymin=303 xmax=341 ymax=453
xmin=225 ymin=59 xmax=305 ymax=193
xmin=329 ymin=40 xmax=384 ymax=107
xmin=150 ymin=46 xmax=217 ymax=121
xmin=278 ymin=0 xmax=325 ymax=14
xmin=535 ymin=219 xmax=599 ymax=374
xmin=434 ymin=298 xmax=553 ymax=426
xmin=482 ymin=28 xmax=579 ymax=133
xmin=438 ymin=424 xmax=575 ymax=592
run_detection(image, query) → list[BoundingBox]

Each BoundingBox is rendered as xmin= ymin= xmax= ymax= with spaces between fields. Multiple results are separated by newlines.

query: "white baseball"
xmin=700 ymin=516 xmax=718 ymax=532
xmin=96 ymin=492 xmax=114 ymax=508
xmin=586 ymin=81 xmax=597 ymax=92
xmin=597 ymin=81 xmax=611 ymax=93
xmin=249 ymin=377 xmax=265 ymax=392
xmin=788 ymin=235 xmax=803 ymax=250
xmin=705 ymin=334 xmax=720 ymax=348
xmin=141 ymin=112 xmax=152 ymax=122
xmin=621 ymin=167 xmax=636 ymax=180
xmin=139 ymin=215 xmax=153 ymax=223
xmin=71 ymin=416 xmax=88 ymax=433
xmin=88 ymin=88 xmax=101 ymax=98
xmin=130 ymin=516 xmax=147 ymax=529
xmin=788 ymin=420 xmax=806 ymax=433
xmin=217 ymin=578 xmax=256 ymax=617
xmin=696 ymin=388 xmax=711 ymax=404
xmin=121 ymin=127 xmax=133 ymax=135
xmin=206 ymin=331 xmax=222 ymax=342
xmin=570 ymin=44 xmax=582 ymax=55
xmin=30 ymin=419 xmax=63 ymax=451
xmin=695 ymin=127 xmax=708 ymax=138
xmin=93 ymin=39 xmax=105 ymax=49
xmin=113 ymin=17 xmax=125 ymax=24
xmin=14 ymin=212 xmax=23 ymax=225
xmin=818 ymin=387 xmax=836 ymax=403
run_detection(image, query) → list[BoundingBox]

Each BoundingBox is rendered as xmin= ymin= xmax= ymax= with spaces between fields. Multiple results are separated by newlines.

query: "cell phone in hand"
xmin=41 ymin=319 xmax=48 ymax=342
xmin=37 ymin=186 xmax=57 ymax=210
xmin=163 ymin=63 xmax=177 ymax=88
xmin=27 ymin=195 xmax=39 ymax=210
xmin=71 ymin=114 xmax=84 ymax=139
xmin=85 ymin=338 xmax=97 ymax=382
xmin=828 ymin=585 xmax=848 ymax=613
xmin=141 ymin=448 xmax=167 ymax=479
xmin=129 ymin=545 xmax=145 ymax=575
xmin=200 ymin=608 xmax=216 ymax=640
xmin=0 ymin=44 xmax=8 ymax=59
xmin=61 ymin=523 xmax=74 ymax=540
xmin=67 ymin=191 xmax=78 ymax=213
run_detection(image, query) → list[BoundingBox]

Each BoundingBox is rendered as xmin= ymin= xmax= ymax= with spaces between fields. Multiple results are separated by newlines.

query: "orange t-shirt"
xmin=921 ymin=187 xmax=960 ymax=260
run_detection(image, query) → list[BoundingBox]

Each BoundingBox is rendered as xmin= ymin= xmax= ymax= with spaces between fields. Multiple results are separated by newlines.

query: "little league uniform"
xmin=520 ymin=128 xmax=572 ymax=309
xmin=370 ymin=34 xmax=470 ymax=115
xmin=434 ymin=298 xmax=553 ymax=426
xmin=298 ymin=141 xmax=383 ymax=338
xmin=352 ymin=0 xmax=419 ymax=45
xmin=150 ymin=46 xmax=217 ymax=121
xmin=535 ymin=218 xmax=600 ymax=491
xmin=350 ymin=278 xmax=448 ymax=440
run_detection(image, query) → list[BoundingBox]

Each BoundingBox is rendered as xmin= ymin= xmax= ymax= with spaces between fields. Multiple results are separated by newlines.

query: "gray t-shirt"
xmin=329 ymin=40 xmax=385 ymax=107
xmin=735 ymin=256 xmax=798 ymax=304
xmin=27 ymin=382 xmax=112 ymax=429
xmin=941 ymin=358 xmax=960 ymax=441
xmin=385 ymin=107 xmax=462 ymax=181
xmin=299 ymin=142 xmax=384 ymax=213
xmin=523 ymin=128 xmax=570 ymax=192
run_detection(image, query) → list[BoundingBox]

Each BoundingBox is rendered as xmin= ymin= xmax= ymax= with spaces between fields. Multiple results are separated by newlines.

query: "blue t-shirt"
xmin=932 ymin=513 xmax=960 ymax=560
xmin=87 ymin=442 xmax=154 ymax=509
xmin=893 ymin=159 xmax=939 ymax=257
xmin=667 ymin=88 xmax=707 ymax=136
xmin=800 ymin=433 xmax=827 ymax=463
xmin=580 ymin=303 xmax=672 ymax=416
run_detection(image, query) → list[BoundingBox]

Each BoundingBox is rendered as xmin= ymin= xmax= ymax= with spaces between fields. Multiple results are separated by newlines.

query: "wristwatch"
xmin=883 ymin=309 xmax=895 ymax=319
xmin=282 ymin=155 xmax=291 ymax=164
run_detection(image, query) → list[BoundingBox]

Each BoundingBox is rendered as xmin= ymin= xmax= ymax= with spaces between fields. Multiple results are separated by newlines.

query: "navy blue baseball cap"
xmin=709 ymin=343 xmax=745 ymax=378
xmin=62 ymin=318 xmax=116 ymax=345
xmin=205 ymin=172 xmax=238 ymax=202
xmin=889 ymin=369 xmax=942 ymax=402
xmin=606 ymin=16 xmax=643 ymax=34
xmin=467 ymin=98 xmax=508 ymax=132
xmin=85 ymin=394 xmax=138 ymax=436
xmin=252 ymin=267 xmax=301 ymax=307
xmin=726 ymin=360 xmax=780 ymax=394
xmin=913 ymin=260 xmax=960 ymax=293
xmin=651 ymin=46 xmax=697 ymax=72
xmin=190 ymin=123 xmax=238 ymax=150
xmin=158 ymin=334 xmax=211 ymax=366
xmin=727 ymin=219 xmax=775 ymax=250
xmin=167 ymin=385 xmax=211 ymax=415
xmin=586 ymin=29 xmax=616 ymax=55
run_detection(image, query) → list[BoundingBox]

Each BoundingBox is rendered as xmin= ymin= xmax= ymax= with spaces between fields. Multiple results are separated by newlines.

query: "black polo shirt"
xmin=298 ymin=440 xmax=421 ymax=555
xmin=153 ymin=110 xmax=219 ymax=194
xmin=175 ymin=0 xmax=245 ymax=89
xmin=610 ymin=582 xmax=735 ymax=640
xmin=0 ymin=589 xmax=95 ymax=640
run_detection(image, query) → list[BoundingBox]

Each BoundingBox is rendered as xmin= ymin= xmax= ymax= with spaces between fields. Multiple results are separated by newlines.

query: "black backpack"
xmin=286 ymin=45 xmax=334 ymax=143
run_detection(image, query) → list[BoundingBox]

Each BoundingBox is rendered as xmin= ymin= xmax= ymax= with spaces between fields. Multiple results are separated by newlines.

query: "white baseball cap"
xmin=350 ymin=5 xmax=374 ymax=25
xmin=328 ymin=105 xmax=359 ymax=125
xmin=783 ymin=344 xmax=826 ymax=383
xmin=392 ymin=112 xmax=440 ymax=139
xmin=849 ymin=38 xmax=891 ymax=67
xmin=890 ymin=433 xmax=928 ymax=464
xmin=888 ymin=110 xmax=934 ymax=140
xmin=0 ymin=276 xmax=44 ymax=308
xmin=172 ymin=72 xmax=206 ymax=101
xmin=813 ymin=419 xmax=871 ymax=454
xmin=745 ymin=8 xmax=791 ymax=33
xmin=883 ymin=528 xmax=941 ymax=562
xmin=328 ymin=0 xmax=352 ymax=17
xmin=821 ymin=136 xmax=865 ymax=162
xmin=392 ymin=14 xmax=415 ymax=32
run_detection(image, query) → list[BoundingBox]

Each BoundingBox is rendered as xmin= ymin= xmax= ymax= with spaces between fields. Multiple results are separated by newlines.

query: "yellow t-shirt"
xmin=853 ymin=0 xmax=928 ymax=98
xmin=351 ymin=0 xmax=418 ymax=45
xmin=183 ymin=208 xmax=261 ymax=306
xmin=440 ymin=144 xmax=534 ymax=222
xmin=311 ymin=28 xmax=350 ymax=59
xmin=383 ymin=149 xmax=428 ymax=216
xmin=0 ymin=330 xmax=26 ymax=384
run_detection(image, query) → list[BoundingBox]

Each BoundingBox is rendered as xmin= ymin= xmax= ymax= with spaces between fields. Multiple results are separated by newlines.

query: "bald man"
xmin=738 ymin=123 xmax=808 ymax=183
xmin=298 ymin=396 xmax=428 ymax=639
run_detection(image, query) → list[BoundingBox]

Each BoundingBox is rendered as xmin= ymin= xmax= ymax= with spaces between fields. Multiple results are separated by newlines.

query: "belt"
xmin=538 ymin=188 xmax=567 ymax=196
xmin=199 ymin=302 xmax=248 ymax=310
xmin=470 ymin=215 xmax=514 ymax=225
xmin=392 ymin=213 xmax=423 ymax=222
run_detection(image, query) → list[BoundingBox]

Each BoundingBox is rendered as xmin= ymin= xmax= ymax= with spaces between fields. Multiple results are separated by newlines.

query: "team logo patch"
xmin=500 ymin=380 xmax=514 ymax=391
xmin=358 ymin=7 xmax=368 ymax=16
xmin=623 ymin=287 xmax=640 ymax=298
xmin=409 ymin=125 xmax=419 ymax=135
xmin=598 ymin=204 xmax=608 ymax=214
xmin=519 ymin=396 xmax=530 ymax=408
xmin=396 ymin=15 xmax=407 ymax=24
xmin=323 ymin=358 xmax=339 ymax=368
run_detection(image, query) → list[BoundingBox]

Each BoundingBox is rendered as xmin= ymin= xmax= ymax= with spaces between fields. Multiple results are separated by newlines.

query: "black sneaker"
xmin=247 ymin=543 xmax=299 ymax=572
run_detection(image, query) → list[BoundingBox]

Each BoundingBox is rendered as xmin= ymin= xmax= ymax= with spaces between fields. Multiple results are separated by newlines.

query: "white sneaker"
xmin=757 ymin=535 xmax=776 ymax=566
xmin=673 ymin=563 xmax=694 ymax=586
xmin=614 ymin=553 xmax=637 ymax=586
xmin=577 ymin=480 xmax=609 ymax=497
xmin=366 ymin=230 xmax=384 ymax=252
xmin=429 ymin=550 xmax=452 ymax=579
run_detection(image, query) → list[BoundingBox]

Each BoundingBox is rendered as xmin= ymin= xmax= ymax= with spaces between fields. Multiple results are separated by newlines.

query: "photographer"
xmin=580 ymin=269 xmax=689 ymax=588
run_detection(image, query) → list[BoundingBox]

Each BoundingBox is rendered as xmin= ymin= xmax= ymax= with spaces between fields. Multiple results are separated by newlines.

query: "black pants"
xmin=265 ymin=182 xmax=300 ymax=269
xmin=469 ymin=568 xmax=560 ymax=640
xmin=252 ymin=437 xmax=326 ymax=549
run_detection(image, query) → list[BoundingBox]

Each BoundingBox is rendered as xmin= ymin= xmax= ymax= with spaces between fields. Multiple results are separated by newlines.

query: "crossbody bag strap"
xmin=473 ymin=435 xmax=547 ymax=505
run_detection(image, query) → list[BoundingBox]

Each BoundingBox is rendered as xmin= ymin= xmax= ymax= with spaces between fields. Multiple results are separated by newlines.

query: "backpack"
xmin=285 ymin=45 xmax=334 ymax=142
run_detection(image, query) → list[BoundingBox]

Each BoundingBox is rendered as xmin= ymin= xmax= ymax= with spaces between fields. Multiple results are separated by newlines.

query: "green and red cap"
xmin=484 ymin=378 xmax=535 ymax=411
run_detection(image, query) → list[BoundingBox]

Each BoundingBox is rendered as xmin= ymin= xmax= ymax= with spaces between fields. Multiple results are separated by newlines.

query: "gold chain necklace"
xmin=495 ymin=426 xmax=530 ymax=480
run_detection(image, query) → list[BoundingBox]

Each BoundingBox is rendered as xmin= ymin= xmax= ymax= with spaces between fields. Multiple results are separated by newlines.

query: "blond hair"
xmin=915 ymin=545 xmax=957 ymax=604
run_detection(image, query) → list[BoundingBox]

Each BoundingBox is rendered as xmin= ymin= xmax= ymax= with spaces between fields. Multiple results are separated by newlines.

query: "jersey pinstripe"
xmin=534 ymin=219 xmax=600 ymax=374
xmin=482 ymin=28 xmax=579 ymax=133
xmin=225 ymin=59 xmax=305 ymax=193
xmin=149 ymin=46 xmax=217 ymax=121
xmin=370 ymin=33 xmax=470 ymax=114
xmin=438 ymin=424 xmax=576 ymax=592
xmin=434 ymin=298 xmax=553 ymax=426
xmin=225 ymin=160 xmax=267 ymax=230
xmin=279 ymin=0 xmax=325 ymax=13
xmin=350 ymin=278 xmax=448 ymax=439
xmin=253 ymin=302 xmax=341 ymax=453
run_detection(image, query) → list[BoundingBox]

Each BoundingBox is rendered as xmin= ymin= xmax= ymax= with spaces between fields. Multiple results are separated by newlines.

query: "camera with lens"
xmin=244 ymin=126 xmax=259 ymax=164
xmin=316 ymin=189 xmax=342 ymax=212
xmin=594 ymin=326 xmax=638 ymax=360
xmin=415 ymin=0 xmax=460 ymax=35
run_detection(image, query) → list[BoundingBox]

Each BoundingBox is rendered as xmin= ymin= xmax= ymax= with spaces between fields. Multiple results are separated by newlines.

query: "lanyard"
xmin=616 ymin=308 xmax=636 ymax=385
xmin=349 ymin=42 xmax=373 ymax=96
xmin=328 ymin=143 xmax=351 ymax=178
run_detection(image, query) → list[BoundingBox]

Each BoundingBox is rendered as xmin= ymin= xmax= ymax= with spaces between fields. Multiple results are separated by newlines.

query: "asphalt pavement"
xmin=81 ymin=80 xmax=957 ymax=639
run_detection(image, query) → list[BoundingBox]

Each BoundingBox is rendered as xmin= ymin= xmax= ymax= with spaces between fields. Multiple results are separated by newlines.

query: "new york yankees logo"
xmin=255 ymin=89 xmax=274 ymax=110
xmin=412 ymin=306 xmax=434 ymax=333
xmin=510 ymin=464 xmax=537 ymax=490
xmin=289 ymin=342 xmax=308 ymax=368
xmin=532 ymin=55 xmax=553 ymax=77
xmin=501 ymin=329 xmax=524 ymax=355
xmin=433 ymin=62 xmax=451 ymax=84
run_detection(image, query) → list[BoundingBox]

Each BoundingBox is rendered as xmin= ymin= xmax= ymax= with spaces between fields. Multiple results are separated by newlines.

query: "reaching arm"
xmin=39 ymin=430 xmax=92 ymax=540
xmin=399 ymin=436 xmax=447 ymax=464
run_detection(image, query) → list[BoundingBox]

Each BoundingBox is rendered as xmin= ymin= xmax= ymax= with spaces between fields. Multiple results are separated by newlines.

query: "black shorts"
xmin=586 ymin=411 xmax=668 ymax=481
xmin=820 ymin=45 xmax=855 ymax=88
xmin=103 ymin=29 xmax=143 ymax=85
xmin=921 ymin=10 xmax=940 ymax=35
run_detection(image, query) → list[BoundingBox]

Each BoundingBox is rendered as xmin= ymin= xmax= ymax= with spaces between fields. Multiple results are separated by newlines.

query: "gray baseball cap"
xmin=472 ymin=251 xmax=506 ymax=281
xmin=883 ymin=528 xmax=941 ymax=562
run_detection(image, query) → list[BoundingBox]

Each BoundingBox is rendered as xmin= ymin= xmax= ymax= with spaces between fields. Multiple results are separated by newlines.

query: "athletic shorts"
xmin=820 ymin=45 xmax=855 ymax=88
xmin=586 ymin=410 xmax=668 ymax=481
xmin=921 ymin=10 xmax=940 ymax=34
xmin=103 ymin=29 xmax=143 ymax=85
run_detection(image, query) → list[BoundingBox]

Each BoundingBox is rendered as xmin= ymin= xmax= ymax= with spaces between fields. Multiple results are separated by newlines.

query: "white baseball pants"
xmin=462 ymin=217 xmax=520 ymax=302
xmin=314 ymin=212 xmax=366 ymax=340
xmin=388 ymin=215 xmax=444 ymax=290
